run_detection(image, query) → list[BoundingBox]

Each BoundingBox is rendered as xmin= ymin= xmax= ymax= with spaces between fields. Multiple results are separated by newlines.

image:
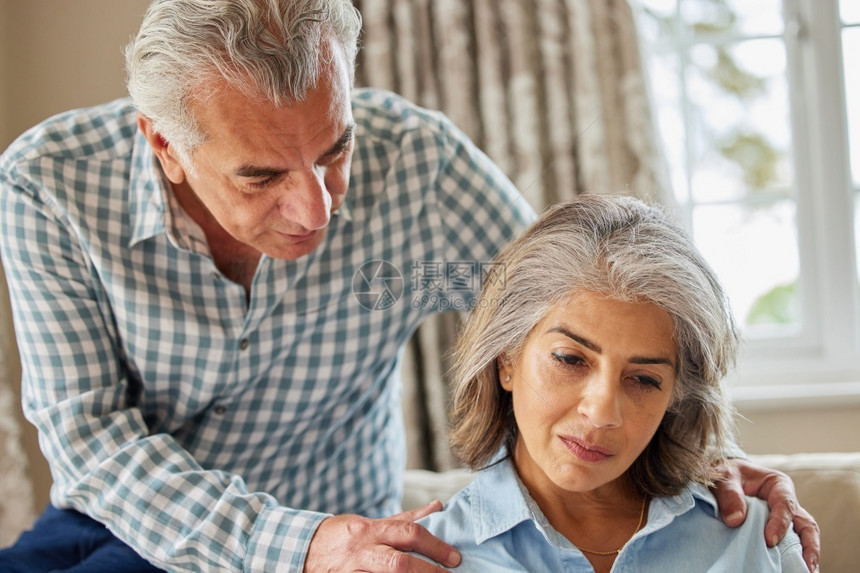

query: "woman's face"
xmin=500 ymin=290 xmax=677 ymax=497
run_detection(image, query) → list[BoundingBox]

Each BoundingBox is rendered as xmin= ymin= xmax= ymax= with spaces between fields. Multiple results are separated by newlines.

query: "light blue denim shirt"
xmin=418 ymin=458 xmax=806 ymax=572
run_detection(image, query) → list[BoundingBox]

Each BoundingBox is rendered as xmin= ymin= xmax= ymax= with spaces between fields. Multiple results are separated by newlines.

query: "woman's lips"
xmin=559 ymin=436 xmax=613 ymax=462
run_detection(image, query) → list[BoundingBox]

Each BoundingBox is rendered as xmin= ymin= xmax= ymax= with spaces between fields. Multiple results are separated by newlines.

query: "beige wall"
xmin=0 ymin=1 xmax=8 ymax=146
xmin=737 ymin=404 xmax=860 ymax=455
xmin=1 ymin=0 xmax=150 ymax=149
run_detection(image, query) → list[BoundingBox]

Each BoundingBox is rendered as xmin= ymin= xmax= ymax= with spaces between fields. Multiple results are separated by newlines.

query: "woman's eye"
xmin=551 ymin=352 xmax=585 ymax=367
xmin=633 ymin=375 xmax=663 ymax=390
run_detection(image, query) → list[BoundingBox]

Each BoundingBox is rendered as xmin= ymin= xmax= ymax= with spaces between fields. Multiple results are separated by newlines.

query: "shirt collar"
xmin=469 ymin=457 xmax=720 ymax=545
xmin=128 ymin=128 xmax=168 ymax=247
xmin=470 ymin=457 xmax=537 ymax=544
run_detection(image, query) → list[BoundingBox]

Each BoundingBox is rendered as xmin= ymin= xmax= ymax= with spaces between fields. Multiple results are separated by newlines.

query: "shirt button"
xmin=213 ymin=405 xmax=227 ymax=415
xmin=239 ymin=338 xmax=250 ymax=351
xmin=211 ymin=271 xmax=221 ymax=280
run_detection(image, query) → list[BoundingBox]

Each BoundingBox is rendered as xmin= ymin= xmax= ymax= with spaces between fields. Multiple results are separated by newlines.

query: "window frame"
xmin=632 ymin=0 xmax=860 ymax=409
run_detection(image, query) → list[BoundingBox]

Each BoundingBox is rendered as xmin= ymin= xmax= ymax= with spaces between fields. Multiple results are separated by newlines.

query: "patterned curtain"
xmin=0 ymin=267 xmax=34 ymax=546
xmin=354 ymin=0 xmax=668 ymax=470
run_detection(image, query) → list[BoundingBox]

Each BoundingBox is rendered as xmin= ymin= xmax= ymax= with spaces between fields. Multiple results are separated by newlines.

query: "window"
xmin=632 ymin=0 xmax=860 ymax=405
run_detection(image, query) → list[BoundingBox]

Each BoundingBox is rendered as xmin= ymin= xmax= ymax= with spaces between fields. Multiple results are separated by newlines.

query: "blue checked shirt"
xmin=0 ymin=89 xmax=534 ymax=572
xmin=417 ymin=457 xmax=806 ymax=572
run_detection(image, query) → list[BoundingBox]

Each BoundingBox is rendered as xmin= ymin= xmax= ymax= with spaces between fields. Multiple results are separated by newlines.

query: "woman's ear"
xmin=498 ymin=356 xmax=514 ymax=391
xmin=137 ymin=114 xmax=187 ymax=185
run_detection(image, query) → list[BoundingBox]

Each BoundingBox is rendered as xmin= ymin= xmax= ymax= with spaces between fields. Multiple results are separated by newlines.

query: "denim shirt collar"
xmin=468 ymin=457 xmax=720 ymax=546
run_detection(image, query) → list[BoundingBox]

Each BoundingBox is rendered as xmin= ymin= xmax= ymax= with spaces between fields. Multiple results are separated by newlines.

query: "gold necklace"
xmin=573 ymin=496 xmax=648 ymax=557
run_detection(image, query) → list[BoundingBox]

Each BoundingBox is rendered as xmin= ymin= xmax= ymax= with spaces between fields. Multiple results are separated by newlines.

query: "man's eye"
xmin=247 ymin=176 xmax=276 ymax=190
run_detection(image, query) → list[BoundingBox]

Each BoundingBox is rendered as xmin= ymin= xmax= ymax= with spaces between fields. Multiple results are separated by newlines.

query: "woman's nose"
xmin=577 ymin=374 xmax=623 ymax=428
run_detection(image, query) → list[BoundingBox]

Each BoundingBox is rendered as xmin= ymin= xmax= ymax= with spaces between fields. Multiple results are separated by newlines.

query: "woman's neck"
xmin=514 ymin=460 xmax=648 ymax=573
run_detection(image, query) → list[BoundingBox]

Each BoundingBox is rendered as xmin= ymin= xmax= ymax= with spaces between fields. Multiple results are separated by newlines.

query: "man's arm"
xmin=0 ymin=169 xmax=327 ymax=571
xmin=712 ymin=458 xmax=821 ymax=573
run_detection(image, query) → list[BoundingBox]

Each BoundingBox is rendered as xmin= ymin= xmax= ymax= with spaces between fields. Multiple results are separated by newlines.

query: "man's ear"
xmin=137 ymin=114 xmax=187 ymax=184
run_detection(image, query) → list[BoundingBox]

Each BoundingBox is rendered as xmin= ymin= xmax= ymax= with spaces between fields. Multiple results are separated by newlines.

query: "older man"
xmin=0 ymin=0 xmax=818 ymax=571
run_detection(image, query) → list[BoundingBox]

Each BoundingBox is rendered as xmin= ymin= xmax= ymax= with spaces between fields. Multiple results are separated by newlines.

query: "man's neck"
xmin=171 ymin=179 xmax=261 ymax=294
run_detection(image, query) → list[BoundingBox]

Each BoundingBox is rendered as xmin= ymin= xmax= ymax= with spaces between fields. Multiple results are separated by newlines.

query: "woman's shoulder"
xmin=656 ymin=484 xmax=806 ymax=572
xmin=417 ymin=479 xmax=480 ymax=547
xmin=414 ymin=461 xmax=548 ymax=572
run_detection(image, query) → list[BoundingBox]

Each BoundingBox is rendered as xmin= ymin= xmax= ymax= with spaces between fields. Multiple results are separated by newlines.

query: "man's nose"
xmin=280 ymin=168 xmax=331 ymax=230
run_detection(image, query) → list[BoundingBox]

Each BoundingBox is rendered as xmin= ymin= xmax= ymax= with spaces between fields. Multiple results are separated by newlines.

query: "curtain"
xmin=354 ymin=0 xmax=668 ymax=470
xmin=0 ymin=268 xmax=34 ymax=546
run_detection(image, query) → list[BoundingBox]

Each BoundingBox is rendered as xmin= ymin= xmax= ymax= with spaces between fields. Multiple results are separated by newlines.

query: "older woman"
xmin=418 ymin=195 xmax=805 ymax=572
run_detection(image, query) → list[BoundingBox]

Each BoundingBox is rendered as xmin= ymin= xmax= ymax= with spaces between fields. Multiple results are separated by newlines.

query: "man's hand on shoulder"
xmin=303 ymin=501 xmax=460 ymax=572
xmin=712 ymin=457 xmax=820 ymax=572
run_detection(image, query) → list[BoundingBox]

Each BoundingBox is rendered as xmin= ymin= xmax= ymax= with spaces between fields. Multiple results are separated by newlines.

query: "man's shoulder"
xmin=1 ymin=97 xmax=139 ymax=172
xmin=351 ymin=88 xmax=453 ymax=144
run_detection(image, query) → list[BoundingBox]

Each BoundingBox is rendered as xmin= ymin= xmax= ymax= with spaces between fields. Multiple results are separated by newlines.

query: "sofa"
xmin=403 ymin=452 xmax=860 ymax=572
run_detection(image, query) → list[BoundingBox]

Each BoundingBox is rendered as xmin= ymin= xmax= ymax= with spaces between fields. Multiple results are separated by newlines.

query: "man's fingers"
xmin=726 ymin=458 xmax=821 ymax=569
xmin=392 ymin=500 xmax=444 ymax=522
xmin=711 ymin=462 xmax=748 ymax=527
xmin=752 ymin=470 xmax=797 ymax=547
xmin=735 ymin=466 xmax=797 ymax=547
xmin=304 ymin=513 xmax=460 ymax=572
xmin=762 ymin=496 xmax=794 ymax=547
xmin=792 ymin=507 xmax=821 ymax=572
xmin=369 ymin=546 xmax=456 ymax=573
xmin=378 ymin=518 xmax=460 ymax=568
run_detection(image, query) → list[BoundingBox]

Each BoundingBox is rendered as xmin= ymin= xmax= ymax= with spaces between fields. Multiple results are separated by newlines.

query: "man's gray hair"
xmin=125 ymin=0 xmax=361 ymax=164
xmin=449 ymin=194 xmax=740 ymax=497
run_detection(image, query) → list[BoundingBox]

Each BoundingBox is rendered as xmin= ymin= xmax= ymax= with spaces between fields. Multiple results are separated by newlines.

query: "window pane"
xmin=686 ymin=39 xmax=793 ymax=202
xmin=855 ymin=192 xmax=860 ymax=289
xmin=635 ymin=0 xmax=678 ymax=44
xmin=643 ymin=51 xmax=690 ymax=204
xmin=842 ymin=1 xmax=860 ymax=24
xmin=844 ymin=27 xmax=860 ymax=187
xmin=692 ymin=200 xmax=800 ymax=331
xmin=854 ymin=195 xmax=860 ymax=340
xmin=682 ymin=0 xmax=783 ymax=37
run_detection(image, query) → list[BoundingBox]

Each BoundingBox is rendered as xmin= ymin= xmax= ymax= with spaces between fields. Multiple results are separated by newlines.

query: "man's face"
xmin=171 ymin=43 xmax=355 ymax=261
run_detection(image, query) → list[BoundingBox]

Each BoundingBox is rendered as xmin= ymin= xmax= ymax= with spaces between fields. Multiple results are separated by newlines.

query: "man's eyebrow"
xmin=322 ymin=123 xmax=356 ymax=157
xmin=235 ymin=165 xmax=285 ymax=178
xmin=234 ymin=124 xmax=356 ymax=178
xmin=546 ymin=326 xmax=675 ymax=368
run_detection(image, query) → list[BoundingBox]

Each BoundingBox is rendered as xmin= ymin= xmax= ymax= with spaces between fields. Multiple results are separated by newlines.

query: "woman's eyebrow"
xmin=547 ymin=326 xmax=675 ymax=368
xmin=547 ymin=326 xmax=601 ymax=353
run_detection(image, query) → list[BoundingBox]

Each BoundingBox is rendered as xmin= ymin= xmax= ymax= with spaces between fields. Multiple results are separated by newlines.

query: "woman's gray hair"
xmin=125 ymin=0 xmax=362 ymax=165
xmin=449 ymin=194 xmax=740 ymax=497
